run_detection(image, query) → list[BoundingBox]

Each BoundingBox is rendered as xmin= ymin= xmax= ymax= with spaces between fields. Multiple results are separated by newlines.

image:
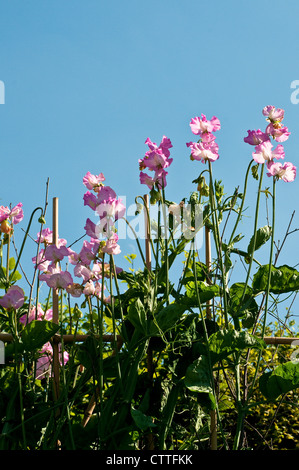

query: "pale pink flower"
xmin=84 ymin=218 xmax=97 ymax=238
xmin=83 ymin=280 xmax=95 ymax=296
xmin=0 ymin=285 xmax=24 ymax=310
xmin=0 ymin=206 xmax=10 ymax=222
xmin=244 ymin=129 xmax=270 ymax=145
xmin=44 ymin=244 xmax=71 ymax=263
xmin=190 ymin=114 xmax=221 ymax=136
xmin=32 ymin=248 xmax=52 ymax=272
xmin=145 ymin=136 xmax=173 ymax=158
xmin=0 ymin=203 xmax=23 ymax=225
xmin=265 ymin=123 xmax=290 ymax=142
xmin=262 ymin=105 xmax=284 ymax=123
xmin=83 ymin=171 xmax=105 ymax=192
xmin=19 ymin=304 xmax=52 ymax=325
xmin=252 ymin=141 xmax=285 ymax=164
xmin=35 ymin=342 xmax=69 ymax=380
xmin=45 ymin=271 xmax=73 ymax=289
xmin=266 ymin=161 xmax=296 ymax=182
xmin=36 ymin=228 xmax=53 ymax=244
xmin=186 ymin=141 xmax=219 ymax=163
xmin=102 ymin=232 xmax=121 ymax=255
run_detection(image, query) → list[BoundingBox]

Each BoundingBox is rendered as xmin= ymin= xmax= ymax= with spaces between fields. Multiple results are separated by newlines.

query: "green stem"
xmin=208 ymin=161 xmax=229 ymax=328
xmin=239 ymin=163 xmax=265 ymax=317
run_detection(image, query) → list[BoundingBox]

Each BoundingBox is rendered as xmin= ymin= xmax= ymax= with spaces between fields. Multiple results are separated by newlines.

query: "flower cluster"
xmin=244 ymin=105 xmax=296 ymax=182
xmin=139 ymin=136 xmax=173 ymax=189
xmin=21 ymin=303 xmax=68 ymax=380
xmin=31 ymin=171 xmax=124 ymax=300
xmin=186 ymin=114 xmax=221 ymax=163
xmin=0 ymin=202 xmax=23 ymax=234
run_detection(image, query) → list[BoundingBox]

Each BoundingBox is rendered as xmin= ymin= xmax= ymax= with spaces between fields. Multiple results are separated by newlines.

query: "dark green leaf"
xmin=247 ymin=225 xmax=272 ymax=256
xmin=184 ymin=355 xmax=212 ymax=394
xmin=127 ymin=298 xmax=147 ymax=334
xmin=21 ymin=320 xmax=60 ymax=351
xmin=259 ymin=361 xmax=299 ymax=401
xmin=149 ymin=303 xmax=187 ymax=336
xmin=131 ymin=407 xmax=156 ymax=431
xmin=252 ymin=264 xmax=299 ymax=294
xmin=208 ymin=329 xmax=265 ymax=364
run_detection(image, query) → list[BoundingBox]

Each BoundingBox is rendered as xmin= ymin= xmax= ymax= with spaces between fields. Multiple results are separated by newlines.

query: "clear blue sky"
xmin=0 ymin=0 xmax=299 ymax=327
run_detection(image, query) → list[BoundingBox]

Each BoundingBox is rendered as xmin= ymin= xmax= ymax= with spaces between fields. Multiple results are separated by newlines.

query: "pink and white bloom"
xmin=44 ymin=244 xmax=72 ymax=263
xmin=266 ymin=161 xmax=297 ymax=182
xmin=101 ymin=232 xmax=121 ymax=255
xmin=252 ymin=141 xmax=285 ymax=164
xmin=83 ymin=171 xmax=105 ymax=192
xmin=0 ymin=285 xmax=25 ymax=310
xmin=186 ymin=141 xmax=219 ymax=163
xmin=190 ymin=114 xmax=221 ymax=136
xmin=19 ymin=304 xmax=53 ymax=325
xmin=0 ymin=203 xmax=23 ymax=225
xmin=45 ymin=270 xmax=73 ymax=290
xmin=244 ymin=129 xmax=270 ymax=146
xmin=262 ymin=105 xmax=285 ymax=123
xmin=265 ymin=123 xmax=290 ymax=142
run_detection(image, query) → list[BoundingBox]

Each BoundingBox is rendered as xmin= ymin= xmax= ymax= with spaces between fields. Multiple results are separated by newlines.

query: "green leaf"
xmin=127 ymin=298 xmax=147 ymax=334
xmin=184 ymin=356 xmax=213 ymax=394
xmin=252 ymin=264 xmax=299 ymax=294
xmin=259 ymin=361 xmax=299 ymax=401
xmin=184 ymin=280 xmax=220 ymax=305
xmin=228 ymin=283 xmax=258 ymax=328
xmin=21 ymin=320 xmax=60 ymax=351
xmin=208 ymin=329 xmax=265 ymax=364
xmin=131 ymin=407 xmax=156 ymax=431
xmin=247 ymin=225 xmax=272 ymax=256
xmin=149 ymin=302 xmax=187 ymax=336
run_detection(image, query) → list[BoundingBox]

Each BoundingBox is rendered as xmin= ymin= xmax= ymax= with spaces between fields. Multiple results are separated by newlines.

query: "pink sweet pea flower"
xmin=186 ymin=141 xmax=219 ymax=163
xmin=83 ymin=191 xmax=98 ymax=210
xmin=44 ymin=244 xmax=71 ymax=263
xmin=0 ymin=285 xmax=25 ymax=310
xmin=0 ymin=203 xmax=23 ymax=225
xmin=262 ymin=105 xmax=284 ymax=123
xmin=83 ymin=280 xmax=96 ymax=296
xmin=83 ymin=171 xmax=105 ymax=192
xmin=145 ymin=136 xmax=173 ymax=158
xmin=190 ymin=114 xmax=221 ymax=136
xmin=32 ymin=248 xmax=52 ymax=272
xmin=45 ymin=270 xmax=73 ymax=289
xmin=84 ymin=218 xmax=97 ymax=238
xmin=19 ymin=304 xmax=52 ymax=325
xmin=252 ymin=141 xmax=285 ymax=164
xmin=266 ymin=161 xmax=297 ymax=182
xmin=265 ymin=123 xmax=290 ymax=142
xmin=244 ymin=129 xmax=270 ymax=145
xmin=36 ymin=228 xmax=53 ymax=245
xmin=101 ymin=233 xmax=121 ymax=255
xmin=35 ymin=342 xmax=69 ymax=380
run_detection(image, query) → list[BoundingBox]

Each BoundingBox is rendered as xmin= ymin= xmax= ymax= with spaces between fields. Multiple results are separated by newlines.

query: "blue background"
xmin=0 ymin=0 xmax=298 ymax=329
